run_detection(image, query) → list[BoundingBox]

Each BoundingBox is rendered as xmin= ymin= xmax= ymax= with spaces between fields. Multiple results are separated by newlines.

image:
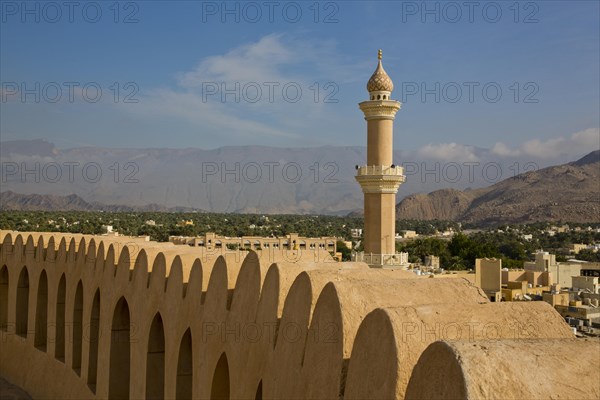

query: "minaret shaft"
xmin=367 ymin=119 xmax=394 ymax=166
xmin=363 ymin=193 xmax=397 ymax=254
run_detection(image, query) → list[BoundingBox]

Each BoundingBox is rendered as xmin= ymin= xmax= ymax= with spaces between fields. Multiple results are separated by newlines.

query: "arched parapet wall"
xmin=12 ymin=234 xmax=24 ymax=265
xmin=56 ymin=237 xmax=69 ymax=266
xmin=65 ymin=237 xmax=78 ymax=265
xmin=24 ymin=235 xmax=37 ymax=266
xmin=75 ymin=237 xmax=88 ymax=269
xmin=0 ymin=230 xmax=590 ymax=400
xmin=85 ymin=238 xmax=98 ymax=267
xmin=301 ymin=277 xmax=490 ymax=399
xmin=405 ymin=338 xmax=600 ymax=400
xmin=0 ymin=232 xmax=15 ymax=264
xmin=0 ymin=230 xmax=13 ymax=244
xmin=228 ymin=251 xmax=263 ymax=324
xmin=195 ymin=256 xmax=231 ymax=399
xmin=45 ymin=236 xmax=57 ymax=266
xmin=263 ymin=270 xmax=315 ymax=399
xmin=115 ymin=246 xmax=135 ymax=286
xmin=0 ymin=232 xmax=95 ymax=400
xmin=345 ymin=302 xmax=575 ymax=400
xmin=224 ymin=251 xmax=265 ymax=399
xmin=167 ymin=253 xmax=199 ymax=299
xmin=35 ymin=236 xmax=46 ymax=266
xmin=186 ymin=258 xmax=205 ymax=296
xmin=94 ymin=239 xmax=109 ymax=265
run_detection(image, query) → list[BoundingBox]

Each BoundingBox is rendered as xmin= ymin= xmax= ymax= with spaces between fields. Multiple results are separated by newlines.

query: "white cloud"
xmin=116 ymin=34 xmax=354 ymax=145
xmin=417 ymin=142 xmax=479 ymax=162
xmin=490 ymin=142 xmax=518 ymax=157
xmin=123 ymin=88 xmax=297 ymax=140
xmin=490 ymin=128 xmax=600 ymax=159
xmin=177 ymin=34 xmax=294 ymax=86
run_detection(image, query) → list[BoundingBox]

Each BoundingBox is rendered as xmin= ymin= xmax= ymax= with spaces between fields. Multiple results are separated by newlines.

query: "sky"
xmin=1 ymin=0 xmax=599 ymax=162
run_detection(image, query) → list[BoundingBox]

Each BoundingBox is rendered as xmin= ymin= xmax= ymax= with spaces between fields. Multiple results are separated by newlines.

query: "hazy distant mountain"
xmin=0 ymin=191 xmax=204 ymax=213
xmin=0 ymin=140 xmax=367 ymax=215
xmin=0 ymin=139 xmax=59 ymax=158
xmin=396 ymin=150 xmax=600 ymax=225
xmin=1 ymin=139 xmax=597 ymax=220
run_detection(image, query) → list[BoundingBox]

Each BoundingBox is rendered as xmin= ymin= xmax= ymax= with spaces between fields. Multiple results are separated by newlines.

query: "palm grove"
xmin=1 ymin=211 xmax=598 ymax=268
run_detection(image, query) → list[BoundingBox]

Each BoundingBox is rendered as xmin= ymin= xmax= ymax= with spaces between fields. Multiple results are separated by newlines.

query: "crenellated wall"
xmin=0 ymin=231 xmax=591 ymax=400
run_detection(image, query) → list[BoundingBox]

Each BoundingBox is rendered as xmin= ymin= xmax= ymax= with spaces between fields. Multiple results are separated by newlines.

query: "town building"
xmin=572 ymin=276 xmax=600 ymax=294
xmin=476 ymin=257 xmax=552 ymax=302
xmin=475 ymin=258 xmax=502 ymax=302
xmin=570 ymin=243 xmax=588 ymax=254
xmin=554 ymin=301 xmax=600 ymax=327
xmin=424 ymin=255 xmax=440 ymax=269
xmin=543 ymin=290 xmax=570 ymax=307
xmin=401 ymin=230 xmax=418 ymax=239
xmin=350 ymin=228 xmax=363 ymax=239
xmin=525 ymin=251 xmax=582 ymax=288
xmin=170 ymin=232 xmax=337 ymax=253
xmin=580 ymin=262 xmax=600 ymax=277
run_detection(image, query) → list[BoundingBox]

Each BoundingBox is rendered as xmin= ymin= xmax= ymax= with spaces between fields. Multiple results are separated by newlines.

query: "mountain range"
xmin=1 ymin=140 xmax=598 ymax=225
xmin=0 ymin=191 xmax=203 ymax=213
xmin=396 ymin=150 xmax=600 ymax=225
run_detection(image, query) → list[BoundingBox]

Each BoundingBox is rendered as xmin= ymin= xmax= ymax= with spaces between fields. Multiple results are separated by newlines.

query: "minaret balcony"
xmin=355 ymin=165 xmax=405 ymax=194
xmin=356 ymin=165 xmax=404 ymax=176
xmin=358 ymin=100 xmax=401 ymax=120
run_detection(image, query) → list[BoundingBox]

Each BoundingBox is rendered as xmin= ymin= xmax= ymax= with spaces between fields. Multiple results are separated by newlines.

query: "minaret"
xmin=355 ymin=50 xmax=405 ymax=266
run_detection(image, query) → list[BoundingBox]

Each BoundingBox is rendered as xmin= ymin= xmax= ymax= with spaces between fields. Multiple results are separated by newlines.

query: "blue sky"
xmin=1 ymin=0 xmax=599 ymax=160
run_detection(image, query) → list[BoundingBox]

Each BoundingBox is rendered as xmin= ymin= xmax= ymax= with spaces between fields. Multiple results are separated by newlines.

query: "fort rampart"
xmin=0 ymin=231 xmax=596 ymax=399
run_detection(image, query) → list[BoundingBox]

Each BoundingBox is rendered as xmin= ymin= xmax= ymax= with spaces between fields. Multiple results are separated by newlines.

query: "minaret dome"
xmin=366 ymin=49 xmax=394 ymax=100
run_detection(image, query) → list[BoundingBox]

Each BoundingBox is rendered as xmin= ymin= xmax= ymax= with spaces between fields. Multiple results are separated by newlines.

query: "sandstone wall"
xmin=405 ymin=339 xmax=600 ymax=400
xmin=0 ymin=230 xmax=590 ymax=400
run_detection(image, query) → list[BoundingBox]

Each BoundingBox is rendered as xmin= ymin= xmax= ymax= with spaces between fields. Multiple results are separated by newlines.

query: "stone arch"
xmin=146 ymin=313 xmax=165 ymax=400
xmin=13 ymin=235 xmax=24 ymax=260
xmin=72 ymin=280 xmax=83 ymax=375
xmin=211 ymin=352 xmax=230 ymax=400
xmin=0 ymin=265 xmax=8 ymax=330
xmin=109 ymin=296 xmax=131 ymax=400
xmin=55 ymin=274 xmax=66 ymax=361
xmin=87 ymin=288 xmax=101 ymax=393
xmin=16 ymin=266 xmax=29 ymax=337
xmin=176 ymin=328 xmax=193 ymax=400
xmin=34 ymin=270 xmax=48 ymax=350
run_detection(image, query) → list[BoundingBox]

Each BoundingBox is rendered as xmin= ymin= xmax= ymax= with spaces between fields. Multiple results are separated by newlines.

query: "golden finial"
xmin=378 ymin=49 xmax=382 ymax=60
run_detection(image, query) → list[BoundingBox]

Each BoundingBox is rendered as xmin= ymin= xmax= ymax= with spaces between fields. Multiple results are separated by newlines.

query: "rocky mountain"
xmin=396 ymin=150 xmax=600 ymax=225
xmin=0 ymin=191 xmax=95 ymax=211
xmin=0 ymin=191 xmax=204 ymax=213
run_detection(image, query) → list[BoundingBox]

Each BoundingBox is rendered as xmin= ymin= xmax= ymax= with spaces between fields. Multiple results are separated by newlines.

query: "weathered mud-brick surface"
xmin=0 ymin=231 xmax=593 ymax=400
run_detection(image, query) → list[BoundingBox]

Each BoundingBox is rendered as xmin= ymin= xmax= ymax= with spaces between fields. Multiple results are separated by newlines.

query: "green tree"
xmin=336 ymin=240 xmax=352 ymax=261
